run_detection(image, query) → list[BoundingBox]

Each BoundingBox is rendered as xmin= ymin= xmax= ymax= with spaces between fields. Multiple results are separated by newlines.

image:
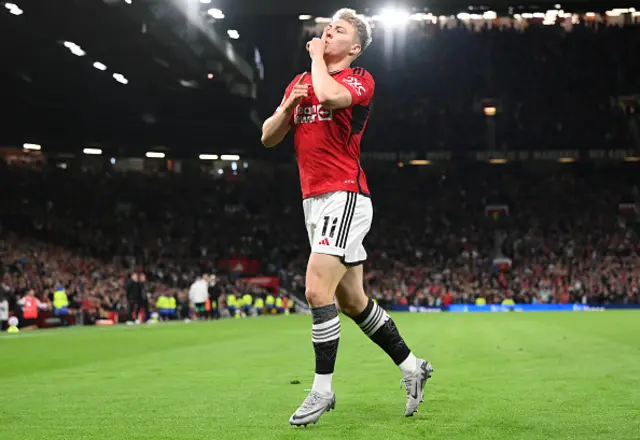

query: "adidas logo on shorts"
xmin=318 ymin=238 xmax=330 ymax=246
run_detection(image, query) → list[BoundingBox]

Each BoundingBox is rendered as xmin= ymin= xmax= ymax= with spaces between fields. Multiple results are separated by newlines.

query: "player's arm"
xmin=261 ymin=73 xmax=309 ymax=148
xmin=310 ymin=56 xmax=353 ymax=110
xmin=37 ymin=298 xmax=48 ymax=310
xmin=308 ymin=38 xmax=375 ymax=110
xmin=261 ymin=106 xmax=292 ymax=149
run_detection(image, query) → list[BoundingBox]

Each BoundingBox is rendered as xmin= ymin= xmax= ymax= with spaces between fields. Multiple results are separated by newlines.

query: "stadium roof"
xmin=208 ymin=0 xmax=640 ymax=15
xmin=2 ymin=0 xmax=637 ymax=156
xmin=0 ymin=0 xmax=260 ymax=154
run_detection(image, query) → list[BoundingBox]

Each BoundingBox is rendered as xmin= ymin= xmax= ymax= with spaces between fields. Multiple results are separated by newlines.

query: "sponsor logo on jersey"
xmin=342 ymin=76 xmax=366 ymax=96
xmin=294 ymin=104 xmax=333 ymax=124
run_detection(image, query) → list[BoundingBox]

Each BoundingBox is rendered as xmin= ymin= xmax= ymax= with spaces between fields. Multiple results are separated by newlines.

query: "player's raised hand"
xmin=283 ymin=72 xmax=310 ymax=112
xmin=306 ymin=37 xmax=326 ymax=59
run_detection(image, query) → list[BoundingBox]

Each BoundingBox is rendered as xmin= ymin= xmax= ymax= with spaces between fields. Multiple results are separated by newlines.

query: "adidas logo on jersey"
xmin=318 ymin=238 xmax=330 ymax=246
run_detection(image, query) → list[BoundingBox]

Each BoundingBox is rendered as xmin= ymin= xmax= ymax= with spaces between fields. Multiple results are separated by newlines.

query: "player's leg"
xmin=289 ymin=193 xmax=349 ymax=426
xmin=305 ymin=193 xmax=353 ymax=396
xmin=336 ymin=265 xmax=433 ymax=415
xmin=289 ymin=252 xmax=345 ymax=426
xmin=336 ymin=265 xmax=414 ymax=368
xmin=306 ymin=252 xmax=347 ymax=388
xmin=336 ymin=194 xmax=434 ymax=416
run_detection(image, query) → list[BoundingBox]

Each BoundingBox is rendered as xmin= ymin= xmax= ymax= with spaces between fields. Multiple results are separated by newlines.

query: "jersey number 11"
xmin=321 ymin=216 xmax=338 ymax=238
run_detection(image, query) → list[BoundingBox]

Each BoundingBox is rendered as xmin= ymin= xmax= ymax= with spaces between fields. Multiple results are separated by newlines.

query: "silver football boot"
xmin=401 ymin=359 xmax=434 ymax=416
xmin=289 ymin=390 xmax=336 ymax=427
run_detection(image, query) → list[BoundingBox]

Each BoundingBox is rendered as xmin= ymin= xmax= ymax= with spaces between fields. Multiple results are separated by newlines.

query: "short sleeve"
xmin=340 ymin=68 xmax=375 ymax=106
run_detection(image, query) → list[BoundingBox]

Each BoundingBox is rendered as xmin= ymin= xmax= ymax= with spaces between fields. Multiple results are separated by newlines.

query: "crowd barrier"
xmin=391 ymin=304 xmax=640 ymax=313
xmin=37 ymin=311 xmax=76 ymax=327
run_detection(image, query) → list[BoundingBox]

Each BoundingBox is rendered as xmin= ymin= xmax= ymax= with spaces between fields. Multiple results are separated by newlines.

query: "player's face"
xmin=322 ymin=19 xmax=361 ymax=60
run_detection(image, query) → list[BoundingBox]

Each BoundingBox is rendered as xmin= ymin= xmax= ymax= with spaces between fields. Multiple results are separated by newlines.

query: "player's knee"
xmin=335 ymin=266 xmax=368 ymax=316
xmin=305 ymin=253 xmax=345 ymax=307
xmin=305 ymin=288 xmax=333 ymax=308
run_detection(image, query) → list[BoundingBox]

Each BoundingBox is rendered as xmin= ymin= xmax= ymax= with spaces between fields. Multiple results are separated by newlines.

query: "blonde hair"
xmin=332 ymin=8 xmax=373 ymax=54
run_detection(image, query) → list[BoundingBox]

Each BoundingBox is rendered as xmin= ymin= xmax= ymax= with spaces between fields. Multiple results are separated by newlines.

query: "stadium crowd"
xmin=3 ymin=19 xmax=640 ymax=328
xmin=0 ymin=229 xmax=291 ymax=328
xmin=1 ymin=159 xmax=638 ymax=329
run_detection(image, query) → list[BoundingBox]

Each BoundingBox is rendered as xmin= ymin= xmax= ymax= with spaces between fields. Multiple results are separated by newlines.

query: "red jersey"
xmin=278 ymin=67 xmax=375 ymax=199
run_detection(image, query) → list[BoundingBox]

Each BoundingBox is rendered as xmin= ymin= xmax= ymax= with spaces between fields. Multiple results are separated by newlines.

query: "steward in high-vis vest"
xmin=475 ymin=297 xmax=487 ymax=306
xmin=253 ymin=297 xmax=264 ymax=315
xmin=157 ymin=294 xmax=177 ymax=320
xmin=265 ymin=294 xmax=275 ymax=314
xmin=275 ymin=296 xmax=284 ymax=314
xmin=243 ymin=294 xmax=253 ymax=315
xmin=227 ymin=293 xmax=239 ymax=318
xmin=53 ymin=285 xmax=69 ymax=315
xmin=501 ymin=298 xmax=515 ymax=307
xmin=284 ymin=295 xmax=295 ymax=315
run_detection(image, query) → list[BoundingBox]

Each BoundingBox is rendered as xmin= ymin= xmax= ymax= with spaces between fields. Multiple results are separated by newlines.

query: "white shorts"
xmin=303 ymin=191 xmax=373 ymax=266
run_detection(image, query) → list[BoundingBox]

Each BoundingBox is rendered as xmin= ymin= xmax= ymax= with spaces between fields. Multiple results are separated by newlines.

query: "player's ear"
xmin=350 ymin=43 xmax=362 ymax=57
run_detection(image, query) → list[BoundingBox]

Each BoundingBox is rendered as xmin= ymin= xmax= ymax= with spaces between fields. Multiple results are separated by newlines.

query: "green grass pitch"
xmin=1 ymin=312 xmax=639 ymax=440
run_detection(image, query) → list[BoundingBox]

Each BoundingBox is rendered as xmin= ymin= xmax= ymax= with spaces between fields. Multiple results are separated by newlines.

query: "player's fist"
xmin=283 ymin=72 xmax=310 ymax=112
xmin=306 ymin=37 xmax=326 ymax=58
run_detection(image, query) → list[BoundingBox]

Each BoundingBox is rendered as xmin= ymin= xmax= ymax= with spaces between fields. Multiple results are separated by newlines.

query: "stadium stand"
xmin=1 ymin=161 xmax=638 ymax=325
xmin=0 ymin=0 xmax=259 ymax=153
xmin=1 ymin=3 xmax=639 ymax=329
xmin=3 ymin=4 xmax=640 ymax=440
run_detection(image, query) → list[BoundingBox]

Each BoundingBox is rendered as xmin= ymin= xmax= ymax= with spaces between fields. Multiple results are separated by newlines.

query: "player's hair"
xmin=332 ymin=8 xmax=373 ymax=55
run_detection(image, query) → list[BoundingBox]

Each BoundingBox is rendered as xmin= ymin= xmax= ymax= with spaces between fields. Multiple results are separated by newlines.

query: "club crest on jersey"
xmin=294 ymin=104 xmax=333 ymax=124
xmin=342 ymin=76 xmax=366 ymax=96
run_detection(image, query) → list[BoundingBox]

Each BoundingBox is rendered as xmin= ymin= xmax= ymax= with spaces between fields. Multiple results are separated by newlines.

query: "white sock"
xmin=312 ymin=373 xmax=333 ymax=395
xmin=398 ymin=352 xmax=418 ymax=377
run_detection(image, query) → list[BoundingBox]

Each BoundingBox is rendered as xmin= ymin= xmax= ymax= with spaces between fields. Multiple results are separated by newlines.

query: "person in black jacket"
xmin=125 ymin=273 xmax=143 ymax=323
